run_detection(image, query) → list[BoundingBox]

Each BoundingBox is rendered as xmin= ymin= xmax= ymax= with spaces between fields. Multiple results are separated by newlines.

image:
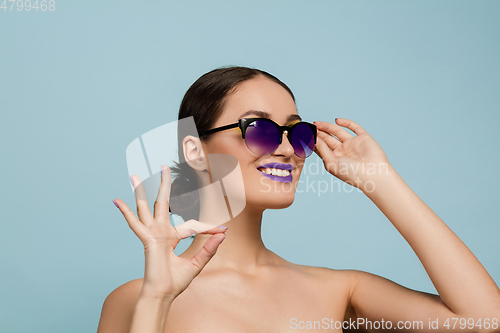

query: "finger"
xmin=130 ymin=174 xmax=154 ymax=225
xmin=154 ymin=165 xmax=171 ymax=223
xmin=335 ymin=118 xmax=367 ymax=136
xmin=314 ymin=120 xmax=352 ymax=142
xmin=112 ymin=199 xmax=148 ymax=241
xmin=314 ymin=136 xmax=336 ymax=166
xmin=317 ymin=130 xmax=342 ymax=151
xmin=175 ymin=220 xmax=227 ymax=239
xmin=189 ymin=233 xmax=225 ymax=271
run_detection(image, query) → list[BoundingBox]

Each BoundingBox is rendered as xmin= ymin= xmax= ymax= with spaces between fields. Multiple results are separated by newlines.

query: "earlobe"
xmin=183 ymin=135 xmax=207 ymax=171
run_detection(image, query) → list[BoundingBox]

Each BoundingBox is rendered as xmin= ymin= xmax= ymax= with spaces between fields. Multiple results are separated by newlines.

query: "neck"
xmin=181 ymin=206 xmax=278 ymax=274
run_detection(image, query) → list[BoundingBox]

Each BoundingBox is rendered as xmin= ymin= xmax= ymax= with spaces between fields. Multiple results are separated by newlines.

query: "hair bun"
xmin=170 ymin=163 xmax=201 ymax=222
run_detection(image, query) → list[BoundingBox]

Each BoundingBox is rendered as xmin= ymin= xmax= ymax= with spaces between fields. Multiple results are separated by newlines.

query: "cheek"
xmin=205 ymin=133 xmax=247 ymax=156
xmin=292 ymin=161 xmax=305 ymax=182
xmin=296 ymin=164 xmax=304 ymax=177
xmin=204 ymin=135 xmax=258 ymax=183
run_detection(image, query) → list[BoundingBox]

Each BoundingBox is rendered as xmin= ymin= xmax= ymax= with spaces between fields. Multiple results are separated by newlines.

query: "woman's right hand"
xmin=112 ymin=165 xmax=227 ymax=300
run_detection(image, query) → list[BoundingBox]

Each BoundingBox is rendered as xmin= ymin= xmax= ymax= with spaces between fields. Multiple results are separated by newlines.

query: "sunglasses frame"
xmin=199 ymin=117 xmax=317 ymax=157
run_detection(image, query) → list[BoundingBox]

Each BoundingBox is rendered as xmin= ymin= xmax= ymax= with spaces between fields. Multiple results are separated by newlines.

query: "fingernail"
xmin=112 ymin=200 xmax=119 ymax=208
xmin=218 ymin=225 xmax=228 ymax=229
xmin=129 ymin=175 xmax=134 ymax=186
xmin=221 ymin=234 xmax=226 ymax=243
xmin=160 ymin=164 xmax=164 ymax=175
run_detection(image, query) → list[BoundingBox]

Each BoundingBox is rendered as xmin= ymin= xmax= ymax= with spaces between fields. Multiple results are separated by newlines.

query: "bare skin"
xmin=99 ymin=76 xmax=500 ymax=333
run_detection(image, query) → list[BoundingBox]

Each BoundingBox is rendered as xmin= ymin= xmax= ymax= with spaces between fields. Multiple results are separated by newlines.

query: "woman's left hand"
xmin=314 ymin=118 xmax=391 ymax=190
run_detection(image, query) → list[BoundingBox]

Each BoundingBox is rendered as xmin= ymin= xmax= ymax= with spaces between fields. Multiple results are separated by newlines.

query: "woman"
xmin=98 ymin=66 xmax=500 ymax=332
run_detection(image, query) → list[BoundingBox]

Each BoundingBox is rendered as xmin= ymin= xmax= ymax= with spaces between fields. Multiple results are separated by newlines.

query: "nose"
xmin=272 ymin=131 xmax=294 ymax=157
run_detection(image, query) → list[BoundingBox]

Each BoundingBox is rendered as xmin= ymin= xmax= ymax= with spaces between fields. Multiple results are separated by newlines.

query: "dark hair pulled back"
xmin=170 ymin=66 xmax=295 ymax=221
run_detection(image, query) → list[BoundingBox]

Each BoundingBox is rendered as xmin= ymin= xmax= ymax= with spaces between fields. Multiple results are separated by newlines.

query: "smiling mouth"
xmin=257 ymin=168 xmax=291 ymax=177
xmin=256 ymin=163 xmax=294 ymax=183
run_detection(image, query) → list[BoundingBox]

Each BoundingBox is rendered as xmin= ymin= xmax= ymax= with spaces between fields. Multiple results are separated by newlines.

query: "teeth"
xmin=259 ymin=168 xmax=291 ymax=177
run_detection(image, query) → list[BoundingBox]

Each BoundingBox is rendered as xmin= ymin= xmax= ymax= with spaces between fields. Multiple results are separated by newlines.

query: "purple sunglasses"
xmin=199 ymin=118 xmax=317 ymax=158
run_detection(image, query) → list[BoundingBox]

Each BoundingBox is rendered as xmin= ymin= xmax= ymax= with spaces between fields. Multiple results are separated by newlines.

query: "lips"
xmin=257 ymin=163 xmax=293 ymax=183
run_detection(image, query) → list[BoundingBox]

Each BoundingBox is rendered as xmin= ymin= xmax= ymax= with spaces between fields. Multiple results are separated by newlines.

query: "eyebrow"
xmin=238 ymin=110 xmax=302 ymax=123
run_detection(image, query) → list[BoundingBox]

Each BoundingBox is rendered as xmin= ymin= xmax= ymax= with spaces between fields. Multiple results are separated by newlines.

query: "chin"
xmin=254 ymin=191 xmax=296 ymax=210
xmin=246 ymin=175 xmax=299 ymax=209
xmin=266 ymin=199 xmax=295 ymax=210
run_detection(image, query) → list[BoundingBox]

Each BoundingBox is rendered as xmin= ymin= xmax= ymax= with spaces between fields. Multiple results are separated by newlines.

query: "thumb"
xmin=189 ymin=233 xmax=225 ymax=271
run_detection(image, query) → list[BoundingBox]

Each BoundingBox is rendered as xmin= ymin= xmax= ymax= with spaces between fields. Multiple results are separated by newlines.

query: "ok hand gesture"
xmin=112 ymin=165 xmax=227 ymax=299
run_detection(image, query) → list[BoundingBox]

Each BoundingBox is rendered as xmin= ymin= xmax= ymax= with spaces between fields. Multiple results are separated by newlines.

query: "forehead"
xmin=215 ymin=76 xmax=298 ymax=126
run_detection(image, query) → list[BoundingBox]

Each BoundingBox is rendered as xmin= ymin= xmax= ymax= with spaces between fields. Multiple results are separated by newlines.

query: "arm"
xmin=363 ymin=163 xmax=500 ymax=318
xmin=97 ymin=281 xmax=139 ymax=333
xmin=315 ymin=118 xmax=500 ymax=332
xmin=128 ymin=292 xmax=173 ymax=333
xmin=97 ymin=279 xmax=174 ymax=333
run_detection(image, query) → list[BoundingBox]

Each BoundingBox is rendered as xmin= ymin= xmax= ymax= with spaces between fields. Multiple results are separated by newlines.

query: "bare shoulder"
xmin=278 ymin=258 xmax=365 ymax=296
xmin=288 ymin=267 xmax=377 ymax=326
xmin=96 ymin=278 xmax=144 ymax=333
xmin=290 ymin=261 xmax=363 ymax=284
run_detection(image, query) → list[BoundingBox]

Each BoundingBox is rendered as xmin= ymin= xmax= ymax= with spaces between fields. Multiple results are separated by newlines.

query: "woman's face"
xmin=201 ymin=76 xmax=305 ymax=211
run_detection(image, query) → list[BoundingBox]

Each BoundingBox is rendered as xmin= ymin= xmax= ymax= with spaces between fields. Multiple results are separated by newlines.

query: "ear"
xmin=182 ymin=135 xmax=208 ymax=171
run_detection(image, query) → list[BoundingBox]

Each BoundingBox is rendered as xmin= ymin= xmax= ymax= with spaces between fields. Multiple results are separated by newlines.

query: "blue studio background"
xmin=1 ymin=1 xmax=499 ymax=332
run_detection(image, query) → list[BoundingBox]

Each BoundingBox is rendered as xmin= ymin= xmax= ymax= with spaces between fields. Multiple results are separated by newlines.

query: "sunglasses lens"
xmin=244 ymin=120 xmax=280 ymax=155
xmin=291 ymin=123 xmax=315 ymax=158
